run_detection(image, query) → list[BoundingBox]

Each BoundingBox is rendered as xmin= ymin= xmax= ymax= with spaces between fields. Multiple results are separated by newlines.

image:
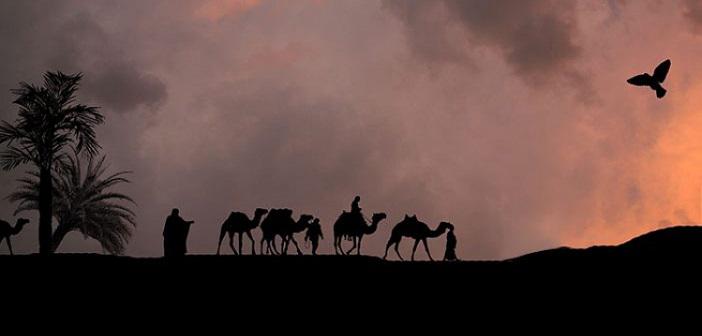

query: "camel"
xmin=333 ymin=212 xmax=387 ymax=255
xmin=0 ymin=218 xmax=30 ymax=255
xmin=279 ymin=214 xmax=314 ymax=255
xmin=217 ymin=208 xmax=268 ymax=255
xmin=383 ymin=215 xmax=453 ymax=261
xmin=259 ymin=209 xmax=313 ymax=255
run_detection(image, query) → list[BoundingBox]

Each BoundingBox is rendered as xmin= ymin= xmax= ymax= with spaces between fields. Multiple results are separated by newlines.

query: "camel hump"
xmin=227 ymin=212 xmax=248 ymax=222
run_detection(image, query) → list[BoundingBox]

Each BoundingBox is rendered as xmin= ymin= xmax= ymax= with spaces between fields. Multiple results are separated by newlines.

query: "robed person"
xmin=163 ymin=208 xmax=194 ymax=257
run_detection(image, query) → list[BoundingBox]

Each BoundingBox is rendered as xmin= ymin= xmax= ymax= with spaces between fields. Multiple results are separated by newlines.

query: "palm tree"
xmin=0 ymin=71 xmax=104 ymax=254
xmin=8 ymin=154 xmax=136 ymax=255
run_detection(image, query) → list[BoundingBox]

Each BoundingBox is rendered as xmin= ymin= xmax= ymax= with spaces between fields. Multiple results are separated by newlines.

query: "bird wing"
xmin=652 ymin=59 xmax=671 ymax=83
xmin=656 ymin=86 xmax=667 ymax=98
xmin=627 ymin=73 xmax=652 ymax=86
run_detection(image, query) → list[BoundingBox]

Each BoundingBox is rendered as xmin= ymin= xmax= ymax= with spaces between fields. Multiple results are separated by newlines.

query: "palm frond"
xmin=7 ymin=153 xmax=136 ymax=255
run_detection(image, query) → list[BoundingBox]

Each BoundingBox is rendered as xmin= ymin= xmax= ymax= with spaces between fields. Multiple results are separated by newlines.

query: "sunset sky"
xmin=2 ymin=0 xmax=702 ymax=259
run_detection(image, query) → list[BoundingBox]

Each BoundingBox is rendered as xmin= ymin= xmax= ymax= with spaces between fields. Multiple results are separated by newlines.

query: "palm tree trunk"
xmin=38 ymin=166 xmax=53 ymax=254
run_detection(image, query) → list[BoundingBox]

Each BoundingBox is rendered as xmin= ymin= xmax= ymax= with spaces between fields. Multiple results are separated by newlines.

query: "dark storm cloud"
xmin=0 ymin=4 xmax=166 ymax=115
xmin=381 ymin=0 xmax=467 ymax=64
xmin=82 ymin=63 xmax=167 ymax=113
xmin=45 ymin=13 xmax=168 ymax=113
xmin=384 ymin=0 xmax=582 ymax=83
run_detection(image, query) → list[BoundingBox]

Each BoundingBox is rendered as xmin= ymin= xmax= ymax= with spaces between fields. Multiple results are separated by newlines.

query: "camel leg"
xmin=383 ymin=237 xmax=394 ymax=259
xmin=238 ymin=233 xmax=244 ymax=256
xmin=357 ymin=236 xmax=363 ymax=255
xmin=217 ymin=227 xmax=227 ymax=255
xmin=346 ymin=236 xmax=357 ymax=255
xmin=422 ymin=239 xmax=433 ymax=261
xmin=246 ymin=231 xmax=256 ymax=255
xmin=7 ymin=237 xmax=13 ymax=256
xmin=279 ymin=237 xmax=287 ymax=255
xmin=289 ymin=237 xmax=303 ymax=255
xmin=411 ymin=239 xmax=420 ymax=261
xmin=336 ymin=235 xmax=345 ymax=255
xmin=260 ymin=237 xmax=266 ymax=255
xmin=271 ymin=238 xmax=280 ymax=255
xmin=334 ymin=235 xmax=340 ymax=255
xmin=338 ymin=236 xmax=348 ymax=256
xmin=394 ymin=240 xmax=404 ymax=261
xmin=228 ymin=232 xmax=238 ymax=255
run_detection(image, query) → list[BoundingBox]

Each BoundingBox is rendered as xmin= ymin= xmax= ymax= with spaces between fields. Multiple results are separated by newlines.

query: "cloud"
xmin=44 ymin=13 xmax=168 ymax=113
xmin=683 ymin=0 xmax=702 ymax=32
xmin=384 ymin=0 xmax=582 ymax=84
xmin=195 ymin=0 xmax=263 ymax=21
xmin=82 ymin=63 xmax=167 ymax=113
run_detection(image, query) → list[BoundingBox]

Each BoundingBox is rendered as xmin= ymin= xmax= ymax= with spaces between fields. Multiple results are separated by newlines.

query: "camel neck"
xmin=428 ymin=226 xmax=447 ymax=238
xmin=252 ymin=213 xmax=264 ymax=226
xmin=365 ymin=219 xmax=380 ymax=234
xmin=11 ymin=224 xmax=24 ymax=235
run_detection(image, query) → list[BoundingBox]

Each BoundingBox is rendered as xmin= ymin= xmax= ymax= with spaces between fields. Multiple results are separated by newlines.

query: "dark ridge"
xmin=4 ymin=226 xmax=702 ymax=310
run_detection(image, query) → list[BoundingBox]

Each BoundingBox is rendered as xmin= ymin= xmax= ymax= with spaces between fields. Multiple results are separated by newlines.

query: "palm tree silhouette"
xmin=8 ymin=154 xmax=135 ymax=255
xmin=0 ymin=71 xmax=104 ymax=254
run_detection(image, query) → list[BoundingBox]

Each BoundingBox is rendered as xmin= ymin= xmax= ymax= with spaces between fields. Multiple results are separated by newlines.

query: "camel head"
xmin=371 ymin=213 xmax=387 ymax=224
xmin=16 ymin=218 xmax=30 ymax=228
xmin=254 ymin=208 xmax=269 ymax=218
xmin=11 ymin=218 xmax=30 ymax=235
xmin=298 ymin=214 xmax=314 ymax=225
xmin=438 ymin=221 xmax=454 ymax=233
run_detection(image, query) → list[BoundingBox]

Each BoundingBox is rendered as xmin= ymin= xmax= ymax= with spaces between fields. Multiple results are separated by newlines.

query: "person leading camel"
xmin=305 ymin=218 xmax=324 ymax=255
xmin=443 ymin=224 xmax=458 ymax=261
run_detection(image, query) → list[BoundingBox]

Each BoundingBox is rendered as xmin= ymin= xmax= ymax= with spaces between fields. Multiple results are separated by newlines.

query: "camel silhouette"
xmin=259 ymin=209 xmax=313 ymax=255
xmin=216 ymin=208 xmax=268 ymax=255
xmin=333 ymin=212 xmax=387 ymax=255
xmin=0 ymin=218 xmax=29 ymax=255
xmin=383 ymin=215 xmax=453 ymax=261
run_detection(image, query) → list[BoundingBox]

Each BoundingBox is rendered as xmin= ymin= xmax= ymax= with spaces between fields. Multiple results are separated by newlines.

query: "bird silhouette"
xmin=627 ymin=59 xmax=671 ymax=99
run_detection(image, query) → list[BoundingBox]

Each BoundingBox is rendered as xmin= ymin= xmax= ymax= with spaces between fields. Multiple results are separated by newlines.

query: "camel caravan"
xmin=1 ymin=196 xmax=459 ymax=261
xmin=213 ymin=196 xmax=459 ymax=261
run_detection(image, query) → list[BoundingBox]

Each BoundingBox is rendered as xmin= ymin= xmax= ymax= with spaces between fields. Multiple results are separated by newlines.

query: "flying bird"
xmin=627 ymin=59 xmax=671 ymax=99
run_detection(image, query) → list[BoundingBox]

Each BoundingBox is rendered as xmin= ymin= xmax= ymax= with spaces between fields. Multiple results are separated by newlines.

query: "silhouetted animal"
xmin=0 ymin=218 xmax=29 ymax=255
xmin=627 ymin=59 xmax=671 ymax=98
xmin=259 ymin=209 xmax=313 ymax=255
xmin=334 ymin=212 xmax=387 ymax=255
xmin=217 ymin=208 xmax=268 ymax=255
xmin=383 ymin=215 xmax=453 ymax=261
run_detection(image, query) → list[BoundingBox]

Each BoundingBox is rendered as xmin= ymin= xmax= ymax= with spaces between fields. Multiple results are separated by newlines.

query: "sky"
xmin=2 ymin=0 xmax=702 ymax=259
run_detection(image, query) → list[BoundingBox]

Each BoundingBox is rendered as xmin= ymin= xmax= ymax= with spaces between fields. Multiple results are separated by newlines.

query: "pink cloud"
xmin=195 ymin=0 xmax=263 ymax=21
